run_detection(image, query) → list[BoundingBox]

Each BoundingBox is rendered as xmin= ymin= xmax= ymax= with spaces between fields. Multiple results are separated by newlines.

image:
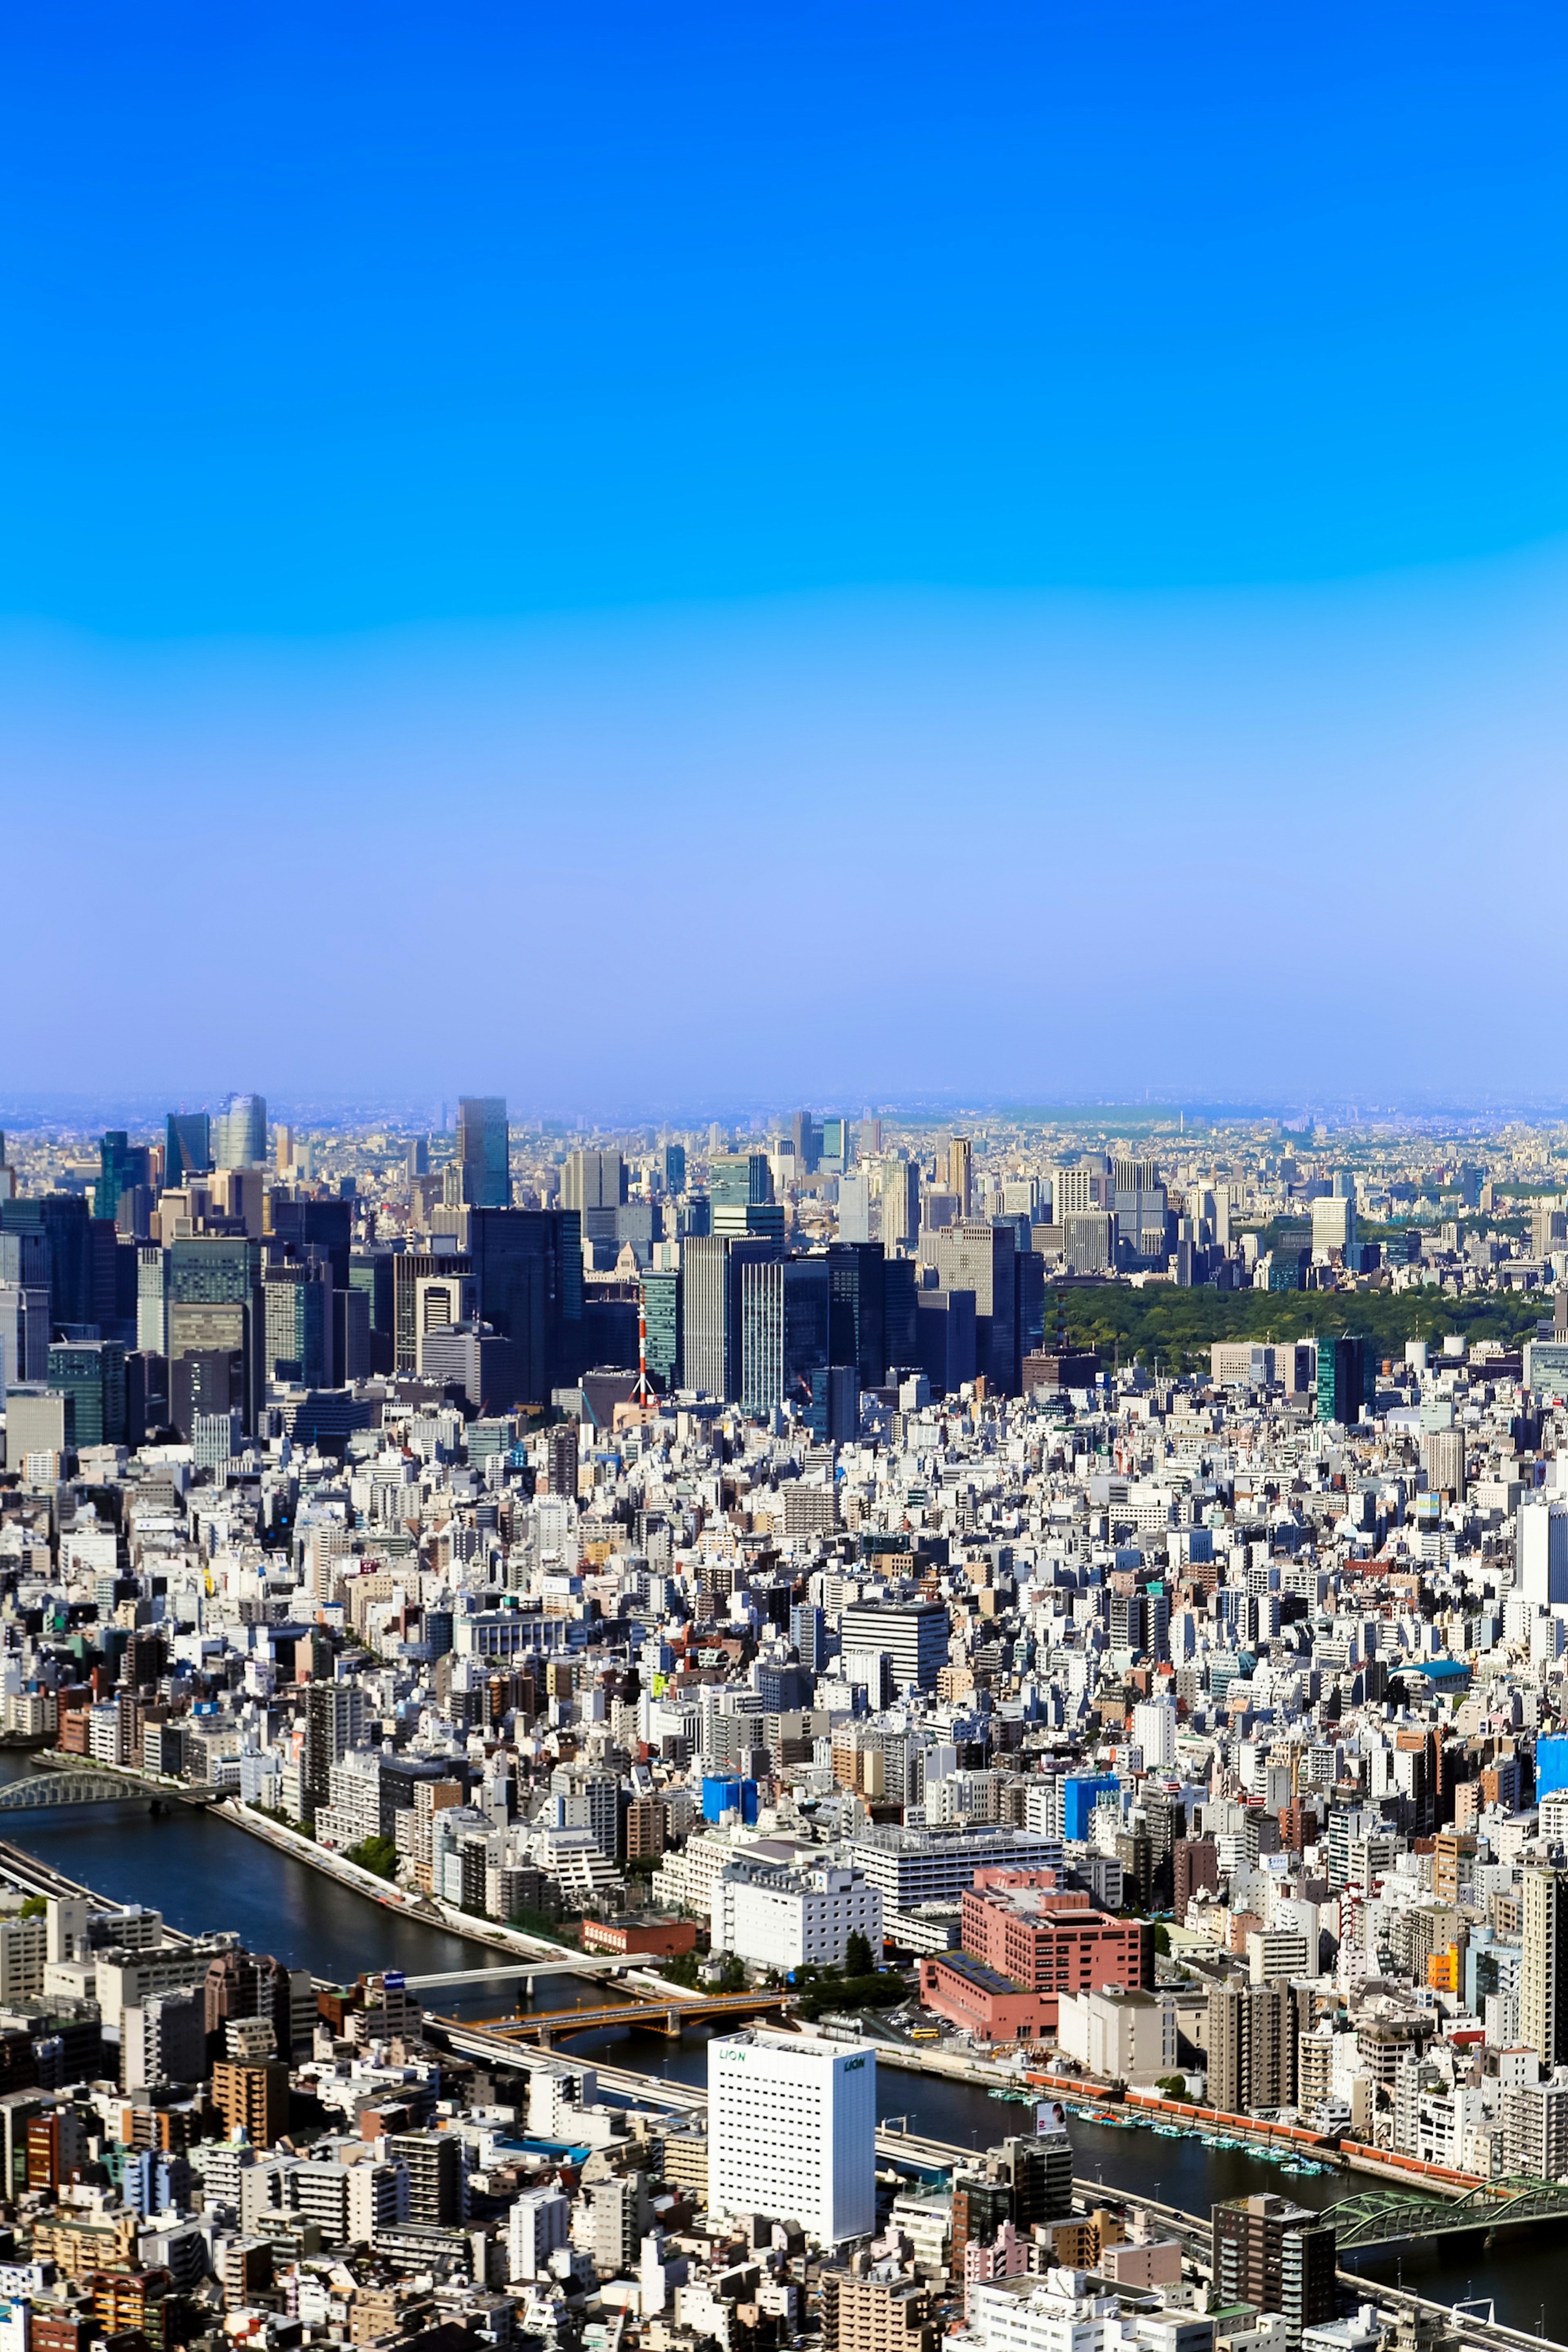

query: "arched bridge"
xmin=1329 ymin=2174 xmax=1568 ymax=2248
xmin=0 ymin=1772 xmax=160 ymax=1811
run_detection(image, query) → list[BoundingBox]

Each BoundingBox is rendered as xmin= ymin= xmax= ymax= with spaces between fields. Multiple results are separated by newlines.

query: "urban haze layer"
xmin=1 ymin=1091 xmax=1566 ymax=2352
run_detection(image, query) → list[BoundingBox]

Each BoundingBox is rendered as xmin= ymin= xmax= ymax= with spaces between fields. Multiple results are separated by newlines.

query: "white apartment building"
xmin=711 ymin=1860 xmax=882 ymax=1971
xmin=508 ymin=2186 xmax=571 ymax=2280
xmin=707 ymin=2028 xmax=875 ymax=2245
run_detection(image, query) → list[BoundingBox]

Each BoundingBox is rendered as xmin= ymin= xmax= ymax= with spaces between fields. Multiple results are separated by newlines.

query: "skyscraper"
xmin=682 ymin=1233 xmax=781 ymax=1402
xmin=96 ymin=1133 xmax=150 ymax=1222
xmin=826 ymin=1242 xmax=886 ymax=1391
xmin=641 ymin=1266 xmax=682 ymax=1392
xmin=165 ymin=1111 xmax=212 ymax=1181
xmin=739 ymin=1254 xmax=830 ymax=1416
xmin=466 ymin=1207 xmax=584 ymax=1400
xmin=1316 ymin=1336 xmax=1375 ymax=1428
xmin=456 ymin=1097 xmax=511 ymax=1207
xmin=46 ymin=1340 xmax=127 ymax=1448
xmin=662 ymin=1142 xmax=686 ymax=1195
xmin=166 ymin=1235 xmax=265 ymax=1433
xmin=931 ymin=1220 xmax=1019 ymax=1394
xmin=213 ymin=1094 xmax=267 ymax=1169
xmin=947 ymin=1136 xmax=973 ymax=1217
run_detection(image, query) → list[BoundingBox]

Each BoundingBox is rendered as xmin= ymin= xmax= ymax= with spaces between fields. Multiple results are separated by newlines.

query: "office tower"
xmin=683 ymin=1233 xmax=782 ymax=1403
xmin=876 ymin=1156 xmax=920 ymax=1256
xmin=1211 ymin=2196 xmax=1335 ymax=2351
xmin=1521 ymin=1867 xmax=1568 ymax=2069
xmin=708 ymin=2028 xmax=875 ymax=2245
xmin=808 ymin=1363 xmax=859 ymax=1443
xmin=45 ymin=1341 xmax=127 ymax=1449
xmin=263 ymin=1257 xmax=332 ymax=1388
xmin=882 ymin=1255 xmax=919 ymax=1378
xmin=931 ymin=1221 xmax=1019 ymax=1394
xmin=826 ymin=1242 xmax=886 ymax=1390
xmin=166 ymin=1234 xmax=265 ymax=1433
xmin=838 ymin=1599 xmax=949 ymax=1692
xmin=1 ymin=1195 xmax=91 ymax=1328
xmin=3 ymin=1385 xmax=73 ymax=1470
xmin=1311 ymin=1192 xmax=1356 ymax=1259
xmin=710 ymin=1157 xmax=775 ymax=1232
xmin=95 ymin=1133 xmax=150 ymax=1223
xmin=947 ymin=1136 xmax=973 ymax=1217
xmin=0 ymin=1272 xmax=49 ymax=1396
xmin=212 ymin=1094 xmax=267 ymax=1169
xmin=466 ymin=1207 xmax=584 ymax=1401
xmin=821 ymin=1115 xmax=851 ymax=1171
xmin=837 ymin=1172 xmax=871 ymax=1244
xmin=662 ymin=1142 xmax=686 ymax=1195
xmin=274 ymin=1124 xmax=294 ymax=1174
xmin=739 ymin=1254 xmax=830 ymax=1416
xmin=456 ymin=1097 xmax=511 ymax=1207
xmin=791 ymin=1112 xmax=823 ymax=1174
xmin=165 ymin=1111 xmax=212 ymax=1181
xmin=136 ymin=1247 xmax=169 ymax=1355
xmin=562 ymin=1148 xmax=627 ymax=1214
xmin=394 ymin=1249 xmax=473 ymax=1375
xmin=1316 ymin=1336 xmax=1375 ymax=1427
xmin=916 ymin=1283 xmax=976 ymax=1395
xmin=641 ymin=1266 xmax=682 ymax=1392
xmin=1111 ymin=1155 xmax=1160 ymax=1194
xmin=269 ymin=1198 xmax=352 ymax=1292
xmin=348 ymin=1250 xmax=395 ymax=1374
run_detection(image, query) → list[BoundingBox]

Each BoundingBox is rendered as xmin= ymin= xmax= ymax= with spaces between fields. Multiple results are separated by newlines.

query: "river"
xmin=4 ymin=1759 xmax=1558 ymax=2336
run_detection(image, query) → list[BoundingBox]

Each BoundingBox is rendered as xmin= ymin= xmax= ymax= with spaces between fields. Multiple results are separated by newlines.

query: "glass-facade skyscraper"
xmin=457 ymin=1097 xmax=511 ymax=1207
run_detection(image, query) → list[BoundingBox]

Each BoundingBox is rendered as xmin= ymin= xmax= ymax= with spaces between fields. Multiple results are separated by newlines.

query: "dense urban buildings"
xmin=0 ymin=1093 xmax=1566 ymax=2352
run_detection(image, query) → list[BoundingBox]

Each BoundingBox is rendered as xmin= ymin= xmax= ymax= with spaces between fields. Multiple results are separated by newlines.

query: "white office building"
xmin=708 ymin=2027 xmax=875 ymax=2245
xmin=711 ymin=1860 xmax=882 ymax=1972
xmin=1131 ymin=1699 xmax=1176 ymax=1771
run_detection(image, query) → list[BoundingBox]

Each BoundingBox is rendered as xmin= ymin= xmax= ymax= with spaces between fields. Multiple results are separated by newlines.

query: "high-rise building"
xmin=837 ymin=1173 xmax=871 ymax=1244
xmin=45 ymin=1341 xmax=126 ymax=1449
xmin=165 ymin=1111 xmax=212 ymax=1182
xmin=683 ymin=1234 xmax=782 ymax=1402
xmin=166 ymin=1235 xmax=265 ymax=1434
xmin=1521 ymin=1866 xmax=1568 ymax=2070
xmin=1316 ymin=1336 xmax=1375 ymax=1428
xmin=212 ymin=1094 xmax=267 ymax=1169
xmin=456 ymin=1097 xmax=511 ymax=1208
xmin=708 ymin=2027 xmax=875 ymax=2245
xmin=1211 ymin=2195 xmax=1335 ymax=2351
xmin=466 ymin=1207 xmax=584 ymax=1401
xmin=211 ymin=2059 xmax=289 ymax=2147
xmin=0 ymin=1279 xmax=49 ymax=1396
xmin=931 ymin=1221 xmax=1019 ymax=1394
xmin=947 ymin=1136 xmax=973 ymax=1217
xmin=136 ymin=1247 xmax=169 ymax=1356
xmin=304 ymin=1682 xmax=365 ymax=1820
xmin=790 ymin=1113 xmax=823 ymax=1175
xmin=269 ymin=1198 xmax=352 ymax=1293
xmin=1206 ymin=1978 xmax=1295 ymax=2114
xmin=263 ymin=1258 xmax=332 ymax=1389
xmin=641 ymin=1266 xmax=682 ymax=1393
xmin=2 ymin=1195 xmax=92 ymax=1328
xmin=877 ymin=1157 xmax=920 ymax=1256
xmin=739 ymin=1254 xmax=830 ymax=1417
xmin=662 ymin=1141 xmax=687 ymax=1195
xmin=95 ymin=1134 xmax=151 ymax=1223
xmin=561 ymin=1149 xmax=627 ymax=1214
xmin=826 ymin=1242 xmax=885 ymax=1391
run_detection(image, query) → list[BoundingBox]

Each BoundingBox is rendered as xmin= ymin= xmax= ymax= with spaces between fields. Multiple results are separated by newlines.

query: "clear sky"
xmin=5 ymin=4 xmax=1568 ymax=1115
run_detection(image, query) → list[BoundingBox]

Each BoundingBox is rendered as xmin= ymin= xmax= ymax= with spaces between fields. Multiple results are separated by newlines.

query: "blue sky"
xmin=5 ymin=4 xmax=1568 ymax=1111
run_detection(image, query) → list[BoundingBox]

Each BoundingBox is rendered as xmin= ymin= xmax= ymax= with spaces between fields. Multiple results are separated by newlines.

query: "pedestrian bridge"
xmin=0 ymin=1772 xmax=155 ymax=1810
xmin=1329 ymin=2174 xmax=1568 ymax=2248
